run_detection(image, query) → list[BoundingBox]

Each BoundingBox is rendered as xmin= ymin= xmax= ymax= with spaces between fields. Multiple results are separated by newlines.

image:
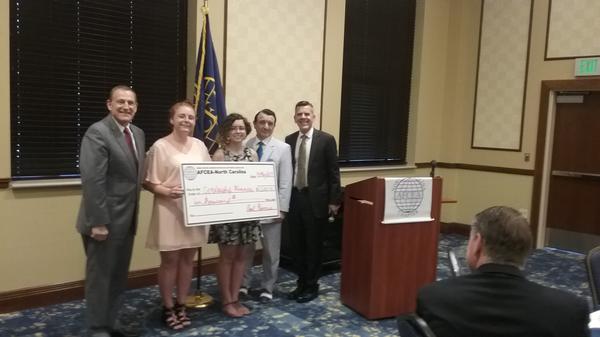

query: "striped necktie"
xmin=296 ymin=135 xmax=307 ymax=188
xmin=123 ymin=127 xmax=137 ymax=161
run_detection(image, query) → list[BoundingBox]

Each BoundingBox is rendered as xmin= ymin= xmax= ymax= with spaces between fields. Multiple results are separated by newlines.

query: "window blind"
xmin=338 ymin=0 xmax=416 ymax=166
xmin=10 ymin=0 xmax=187 ymax=179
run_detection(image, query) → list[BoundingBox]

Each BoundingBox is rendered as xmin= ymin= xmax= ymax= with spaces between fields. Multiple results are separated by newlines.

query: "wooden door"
xmin=546 ymin=91 xmax=600 ymax=238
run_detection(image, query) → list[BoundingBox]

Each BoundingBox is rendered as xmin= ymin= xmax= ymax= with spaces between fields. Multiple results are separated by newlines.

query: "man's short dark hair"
xmin=472 ymin=206 xmax=532 ymax=267
xmin=254 ymin=109 xmax=277 ymax=123
xmin=295 ymin=100 xmax=313 ymax=112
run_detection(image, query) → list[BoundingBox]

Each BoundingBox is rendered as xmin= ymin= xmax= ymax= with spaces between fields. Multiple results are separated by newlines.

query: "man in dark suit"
xmin=417 ymin=206 xmax=590 ymax=337
xmin=285 ymin=100 xmax=341 ymax=303
xmin=76 ymin=85 xmax=145 ymax=337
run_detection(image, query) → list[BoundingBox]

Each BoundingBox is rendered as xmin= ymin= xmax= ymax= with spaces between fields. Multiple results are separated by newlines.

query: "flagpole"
xmin=185 ymin=246 xmax=214 ymax=308
xmin=185 ymin=0 xmax=214 ymax=309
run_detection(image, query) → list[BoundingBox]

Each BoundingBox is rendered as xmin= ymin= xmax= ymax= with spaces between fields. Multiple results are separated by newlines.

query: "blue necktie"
xmin=257 ymin=141 xmax=264 ymax=161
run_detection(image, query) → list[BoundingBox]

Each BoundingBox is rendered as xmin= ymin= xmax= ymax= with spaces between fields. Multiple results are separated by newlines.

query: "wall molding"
xmin=440 ymin=222 xmax=471 ymax=236
xmin=0 ymin=178 xmax=9 ymax=189
xmin=415 ymin=162 xmax=534 ymax=176
xmin=0 ymin=253 xmax=261 ymax=314
xmin=471 ymin=0 xmax=532 ymax=151
xmin=545 ymin=0 xmax=600 ymax=60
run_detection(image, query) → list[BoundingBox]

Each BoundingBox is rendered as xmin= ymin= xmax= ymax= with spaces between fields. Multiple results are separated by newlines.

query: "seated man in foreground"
xmin=416 ymin=206 xmax=590 ymax=337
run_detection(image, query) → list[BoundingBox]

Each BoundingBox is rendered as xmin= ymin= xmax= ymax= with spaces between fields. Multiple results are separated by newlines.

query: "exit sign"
xmin=575 ymin=57 xmax=600 ymax=77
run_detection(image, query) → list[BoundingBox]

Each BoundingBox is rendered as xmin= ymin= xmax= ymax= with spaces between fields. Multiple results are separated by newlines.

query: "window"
xmin=10 ymin=0 xmax=187 ymax=179
xmin=338 ymin=0 xmax=416 ymax=166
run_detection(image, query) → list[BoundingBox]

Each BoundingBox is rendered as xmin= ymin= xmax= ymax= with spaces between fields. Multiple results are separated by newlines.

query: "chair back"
xmin=448 ymin=248 xmax=461 ymax=277
xmin=397 ymin=313 xmax=437 ymax=337
xmin=586 ymin=246 xmax=600 ymax=308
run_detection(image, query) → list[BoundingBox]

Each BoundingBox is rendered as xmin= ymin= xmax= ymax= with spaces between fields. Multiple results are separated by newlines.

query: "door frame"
xmin=531 ymin=78 xmax=600 ymax=248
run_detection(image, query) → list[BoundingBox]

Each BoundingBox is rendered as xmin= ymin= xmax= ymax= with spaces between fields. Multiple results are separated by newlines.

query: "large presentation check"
xmin=180 ymin=162 xmax=280 ymax=226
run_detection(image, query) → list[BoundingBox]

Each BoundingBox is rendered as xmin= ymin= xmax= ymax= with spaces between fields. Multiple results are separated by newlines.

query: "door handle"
xmin=552 ymin=170 xmax=600 ymax=179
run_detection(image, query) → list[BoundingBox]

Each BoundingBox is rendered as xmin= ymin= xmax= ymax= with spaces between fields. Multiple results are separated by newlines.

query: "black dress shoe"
xmin=286 ymin=286 xmax=305 ymax=300
xmin=239 ymin=286 xmax=250 ymax=300
xmin=258 ymin=289 xmax=273 ymax=304
xmin=296 ymin=288 xmax=319 ymax=303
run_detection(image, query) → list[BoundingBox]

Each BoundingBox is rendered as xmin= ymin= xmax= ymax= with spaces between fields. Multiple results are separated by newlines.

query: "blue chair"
xmin=585 ymin=246 xmax=600 ymax=309
xmin=397 ymin=313 xmax=437 ymax=337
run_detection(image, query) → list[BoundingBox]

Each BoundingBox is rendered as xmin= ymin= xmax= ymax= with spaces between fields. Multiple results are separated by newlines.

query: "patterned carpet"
xmin=0 ymin=234 xmax=590 ymax=336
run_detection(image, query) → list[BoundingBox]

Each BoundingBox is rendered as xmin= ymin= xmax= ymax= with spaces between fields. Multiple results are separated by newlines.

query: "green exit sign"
xmin=575 ymin=57 xmax=600 ymax=77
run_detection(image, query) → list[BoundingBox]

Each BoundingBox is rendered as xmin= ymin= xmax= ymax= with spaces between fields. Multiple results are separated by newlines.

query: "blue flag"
xmin=193 ymin=10 xmax=226 ymax=154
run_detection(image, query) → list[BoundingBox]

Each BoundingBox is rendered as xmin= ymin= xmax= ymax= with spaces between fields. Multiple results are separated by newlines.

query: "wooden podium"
xmin=340 ymin=176 xmax=442 ymax=319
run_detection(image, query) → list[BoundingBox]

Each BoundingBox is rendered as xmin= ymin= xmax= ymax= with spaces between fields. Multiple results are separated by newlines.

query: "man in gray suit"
xmin=76 ymin=85 xmax=145 ymax=337
xmin=241 ymin=109 xmax=293 ymax=303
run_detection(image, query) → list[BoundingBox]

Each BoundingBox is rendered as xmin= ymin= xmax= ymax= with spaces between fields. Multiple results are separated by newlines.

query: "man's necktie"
xmin=296 ymin=135 xmax=307 ymax=189
xmin=123 ymin=128 xmax=137 ymax=160
xmin=257 ymin=141 xmax=264 ymax=161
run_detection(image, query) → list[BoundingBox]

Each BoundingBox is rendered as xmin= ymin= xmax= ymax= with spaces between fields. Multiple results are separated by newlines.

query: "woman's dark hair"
xmin=217 ymin=113 xmax=251 ymax=146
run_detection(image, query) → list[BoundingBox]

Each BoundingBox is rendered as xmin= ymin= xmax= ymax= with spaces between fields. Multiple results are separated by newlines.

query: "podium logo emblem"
xmin=393 ymin=178 xmax=425 ymax=215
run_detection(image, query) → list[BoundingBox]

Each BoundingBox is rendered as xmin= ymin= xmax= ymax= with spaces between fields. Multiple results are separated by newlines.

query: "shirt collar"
xmin=300 ymin=127 xmax=314 ymax=139
xmin=111 ymin=116 xmax=130 ymax=132
xmin=475 ymin=263 xmax=524 ymax=277
xmin=256 ymin=136 xmax=272 ymax=145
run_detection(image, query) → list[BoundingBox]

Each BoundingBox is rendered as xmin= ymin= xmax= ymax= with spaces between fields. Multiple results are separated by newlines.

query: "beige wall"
xmin=411 ymin=0 xmax=451 ymax=163
xmin=0 ymin=188 xmax=158 ymax=290
xmin=225 ymin=0 xmax=325 ymax=139
xmin=438 ymin=0 xmax=576 ymax=226
xmin=448 ymin=0 xmax=575 ymax=168
xmin=0 ymin=0 xmax=588 ymax=293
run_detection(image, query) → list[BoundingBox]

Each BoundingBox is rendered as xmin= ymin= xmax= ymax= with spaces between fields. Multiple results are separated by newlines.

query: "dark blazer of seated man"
xmin=416 ymin=206 xmax=590 ymax=337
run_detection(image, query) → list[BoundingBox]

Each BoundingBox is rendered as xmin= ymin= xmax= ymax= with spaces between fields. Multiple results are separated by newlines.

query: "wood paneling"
xmin=341 ymin=177 xmax=441 ymax=319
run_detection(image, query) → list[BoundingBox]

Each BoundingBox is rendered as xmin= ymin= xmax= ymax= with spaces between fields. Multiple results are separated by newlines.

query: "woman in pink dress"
xmin=144 ymin=101 xmax=211 ymax=330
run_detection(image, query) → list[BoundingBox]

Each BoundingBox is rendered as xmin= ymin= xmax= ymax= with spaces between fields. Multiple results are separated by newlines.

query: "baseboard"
xmin=0 ymin=253 xmax=261 ymax=314
xmin=0 ymin=177 xmax=9 ymax=189
xmin=0 ymin=278 xmax=86 ymax=314
xmin=440 ymin=222 xmax=470 ymax=236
